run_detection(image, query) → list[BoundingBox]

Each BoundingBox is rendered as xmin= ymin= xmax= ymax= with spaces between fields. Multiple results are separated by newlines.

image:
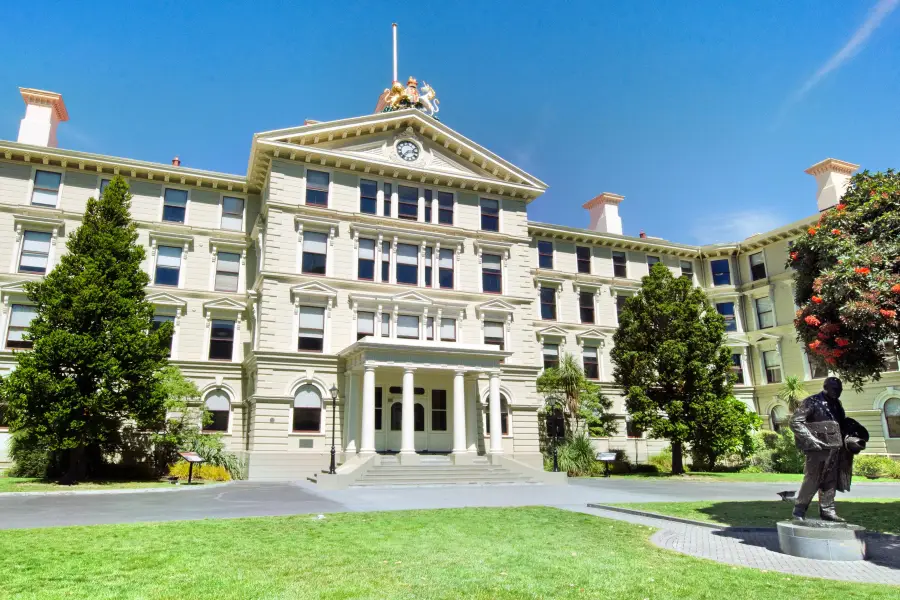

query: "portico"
xmin=340 ymin=337 xmax=511 ymax=464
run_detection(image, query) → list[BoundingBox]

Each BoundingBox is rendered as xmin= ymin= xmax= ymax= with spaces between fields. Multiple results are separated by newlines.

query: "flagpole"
xmin=392 ymin=23 xmax=398 ymax=82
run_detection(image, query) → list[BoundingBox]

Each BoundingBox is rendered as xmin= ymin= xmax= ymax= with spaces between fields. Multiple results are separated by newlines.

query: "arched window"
xmin=203 ymin=390 xmax=231 ymax=432
xmin=293 ymin=384 xmax=322 ymax=432
xmin=770 ymin=405 xmax=788 ymax=433
xmin=485 ymin=395 xmax=510 ymax=436
xmin=414 ymin=403 xmax=425 ymax=432
xmin=390 ymin=402 xmax=402 ymax=431
xmin=884 ymin=398 xmax=900 ymax=439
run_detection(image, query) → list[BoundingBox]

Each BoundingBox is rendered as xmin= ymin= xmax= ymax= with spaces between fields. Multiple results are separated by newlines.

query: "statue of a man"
xmin=789 ymin=377 xmax=868 ymax=522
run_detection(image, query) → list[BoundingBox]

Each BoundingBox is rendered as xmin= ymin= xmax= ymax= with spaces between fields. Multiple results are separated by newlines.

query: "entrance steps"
xmin=349 ymin=454 xmax=542 ymax=487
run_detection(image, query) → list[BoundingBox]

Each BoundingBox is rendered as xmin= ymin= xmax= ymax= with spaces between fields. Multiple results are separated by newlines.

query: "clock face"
xmin=396 ymin=140 xmax=420 ymax=162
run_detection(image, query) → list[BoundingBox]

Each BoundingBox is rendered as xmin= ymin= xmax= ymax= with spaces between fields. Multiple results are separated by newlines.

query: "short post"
xmin=188 ymin=461 xmax=194 ymax=484
xmin=329 ymin=384 xmax=339 ymax=475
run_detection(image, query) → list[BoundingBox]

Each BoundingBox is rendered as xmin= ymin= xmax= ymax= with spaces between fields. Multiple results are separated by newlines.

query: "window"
xmin=480 ymin=198 xmax=499 ymax=231
xmin=439 ymin=248 xmax=454 ymax=289
xmin=615 ymin=295 xmax=628 ymax=319
xmin=162 ymin=188 xmax=188 ymax=223
xmin=626 ymin=419 xmax=644 ymax=439
xmin=154 ymin=245 xmax=182 ymax=286
xmin=398 ymin=185 xmax=418 ymax=220
xmin=31 ymin=170 xmax=62 ymax=207
xmin=375 ymin=387 xmax=383 ymax=430
xmin=647 ymin=256 xmax=661 ymax=267
xmin=431 ymin=390 xmax=447 ymax=431
xmin=99 ymin=178 xmax=112 ymax=199
xmin=360 ymin=179 xmax=377 ymax=214
xmin=203 ymin=390 xmax=230 ymax=432
xmin=755 ymin=297 xmax=775 ymax=329
xmin=763 ymin=350 xmax=782 ymax=384
xmin=390 ymin=403 xmax=402 ymax=431
xmin=808 ymin=352 xmax=829 ymax=379
xmin=396 ymin=243 xmax=418 ymax=285
xmin=424 ymin=247 xmax=433 ymax=287
xmin=612 ymin=251 xmax=627 ymax=278
xmin=302 ymin=231 xmax=327 ymax=275
xmin=583 ymin=347 xmax=599 ymax=379
xmin=540 ymin=287 xmax=556 ymax=320
xmin=716 ymin=302 xmax=737 ymax=332
xmin=426 ymin=316 xmax=435 ymax=340
xmin=215 ymin=252 xmax=240 ymax=293
xmin=438 ymin=191 xmax=453 ymax=225
xmin=576 ymin=247 xmax=591 ymax=274
xmin=221 ymin=196 xmax=244 ymax=231
xmin=882 ymin=341 xmax=899 ymax=372
xmin=538 ymin=241 xmax=553 ymax=269
xmin=357 ymin=311 xmax=374 ymax=341
xmin=484 ymin=321 xmax=505 ymax=350
xmin=424 ymin=189 xmax=433 ymax=223
xmin=770 ymin=406 xmax=788 ymax=433
xmin=397 ymin=315 xmax=419 ymax=339
xmin=579 ymin=291 xmax=595 ymax=324
xmin=731 ymin=353 xmax=745 ymax=384
xmin=680 ymin=260 xmax=694 ymax=280
xmin=485 ymin=396 xmax=509 ymax=435
xmin=19 ymin=231 xmax=52 ymax=274
xmin=152 ymin=314 xmax=175 ymax=354
xmin=440 ymin=318 xmax=456 ymax=342
xmin=6 ymin=304 xmax=37 ymax=349
xmin=543 ymin=344 xmax=559 ymax=369
xmin=298 ymin=306 xmax=325 ymax=351
xmin=711 ymin=259 xmax=732 ymax=286
xmin=358 ymin=239 xmax=375 ymax=281
xmin=414 ymin=403 xmax=425 ymax=432
xmin=293 ymin=384 xmax=322 ymax=432
xmin=381 ymin=241 xmax=391 ymax=282
xmin=482 ymin=253 xmax=502 ymax=294
xmin=749 ymin=252 xmax=767 ymax=281
xmin=305 ymin=170 xmax=329 ymax=206
xmin=208 ymin=320 xmax=235 ymax=361
xmin=383 ymin=183 xmax=392 ymax=217
xmin=885 ymin=398 xmax=900 ymax=438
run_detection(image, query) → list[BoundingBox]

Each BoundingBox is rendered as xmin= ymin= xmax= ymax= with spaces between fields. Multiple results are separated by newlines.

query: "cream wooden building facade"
xmin=0 ymin=89 xmax=897 ymax=479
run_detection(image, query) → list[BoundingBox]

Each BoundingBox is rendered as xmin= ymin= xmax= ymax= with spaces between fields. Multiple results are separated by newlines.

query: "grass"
xmin=0 ymin=476 xmax=177 ymax=493
xmin=599 ymin=471 xmax=900 ymax=483
xmin=0 ymin=507 xmax=895 ymax=599
xmin=610 ymin=499 xmax=900 ymax=534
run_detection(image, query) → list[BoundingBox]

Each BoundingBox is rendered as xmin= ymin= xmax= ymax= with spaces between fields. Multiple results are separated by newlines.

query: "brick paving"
xmin=575 ymin=506 xmax=900 ymax=586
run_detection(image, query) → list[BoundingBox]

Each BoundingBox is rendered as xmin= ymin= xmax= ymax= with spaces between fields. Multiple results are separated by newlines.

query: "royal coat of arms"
xmin=375 ymin=76 xmax=440 ymax=118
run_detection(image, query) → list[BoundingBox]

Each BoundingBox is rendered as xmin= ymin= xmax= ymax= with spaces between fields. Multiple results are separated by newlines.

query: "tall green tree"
xmin=611 ymin=263 xmax=749 ymax=474
xmin=537 ymin=353 xmax=617 ymax=438
xmin=1 ymin=176 xmax=172 ymax=483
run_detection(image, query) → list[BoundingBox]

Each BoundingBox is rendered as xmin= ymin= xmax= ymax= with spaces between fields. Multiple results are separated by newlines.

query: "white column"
xmin=489 ymin=372 xmax=503 ymax=454
xmin=465 ymin=377 xmax=478 ymax=452
xmin=360 ymin=367 xmax=376 ymax=454
xmin=452 ymin=370 xmax=466 ymax=454
xmin=344 ymin=372 xmax=359 ymax=453
xmin=400 ymin=368 xmax=416 ymax=454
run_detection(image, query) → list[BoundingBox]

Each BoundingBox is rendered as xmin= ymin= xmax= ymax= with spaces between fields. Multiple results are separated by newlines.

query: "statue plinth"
xmin=777 ymin=519 xmax=867 ymax=561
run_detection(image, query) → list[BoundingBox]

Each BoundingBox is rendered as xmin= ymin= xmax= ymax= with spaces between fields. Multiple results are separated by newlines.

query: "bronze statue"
xmin=789 ymin=377 xmax=868 ymax=522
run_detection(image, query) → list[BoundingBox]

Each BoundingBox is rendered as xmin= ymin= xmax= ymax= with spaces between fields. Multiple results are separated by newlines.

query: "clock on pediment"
xmin=386 ymin=127 xmax=431 ymax=168
xmin=395 ymin=140 xmax=419 ymax=162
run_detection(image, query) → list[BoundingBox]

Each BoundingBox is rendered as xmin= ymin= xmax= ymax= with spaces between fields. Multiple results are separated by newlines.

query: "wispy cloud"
xmin=689 ymin=211 xmax=786 ymax=245
xmin=777 ymin=0 xmax=898 ymax=120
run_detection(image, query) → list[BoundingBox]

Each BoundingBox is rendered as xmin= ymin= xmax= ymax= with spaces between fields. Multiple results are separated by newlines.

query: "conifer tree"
xmin=2 ymin=176 xmax=172 ymax=483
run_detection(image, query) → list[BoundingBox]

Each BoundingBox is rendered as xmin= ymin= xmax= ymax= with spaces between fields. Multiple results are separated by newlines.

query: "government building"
xmin=0 ymin=84 xmax=897 ymax=484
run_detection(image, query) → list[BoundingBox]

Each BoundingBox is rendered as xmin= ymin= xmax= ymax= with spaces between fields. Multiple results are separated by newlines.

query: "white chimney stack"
xmin=17 ymin=88 xmax=69 ymax=148
xmin=804 ymin=158 xmax=859 ymax=212
xmin=583 ymin=192 xmax=624 ymax=235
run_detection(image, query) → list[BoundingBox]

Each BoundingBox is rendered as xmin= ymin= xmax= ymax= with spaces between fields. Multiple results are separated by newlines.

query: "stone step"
xmin=350 ymin=462 xmax=541 ymax=487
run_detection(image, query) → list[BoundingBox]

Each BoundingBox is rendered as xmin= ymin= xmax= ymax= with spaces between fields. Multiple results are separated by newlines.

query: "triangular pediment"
xmin=0 ymin=280 xmax=36 ymax=296
xmin=390 ymin=290 xmax=433 ymax=306
xmin=146 ymin=292 xmax=187 ymax=308
xmin=202 ymin=297 xmax=247 ymax=313
xmin=476 ymin=299 xmax=517 ymax=315
xmin=291 ymin=281 xmax=339 ymax=299
xmin=576 ymin=328 xmax=609 ymax=342
xmin=536 ymin=326 xmax=568 ymax=339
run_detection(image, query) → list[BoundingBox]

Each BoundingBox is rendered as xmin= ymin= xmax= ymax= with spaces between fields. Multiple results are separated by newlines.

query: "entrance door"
xmin=413 ymin=402 xmax=427 ymax=450
xmin=386 ymin=397 xmax=430 ymax=451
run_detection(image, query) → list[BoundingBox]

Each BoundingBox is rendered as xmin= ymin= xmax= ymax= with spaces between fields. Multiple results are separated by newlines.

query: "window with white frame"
xmin=480 ymin=198 xmax=500 ymax=231
xmin=432 ymin=390 xmax=447 ymax=430
xmin=711 ymin=258 xmax=732 ymax=286
xmin=885 ymin=398 xmax=900 ymax=438
xmin=357 ymin=311 xmax=374 ymax=341
xmin=808 ymin=352 xmax=829 ymax=379
xmin=579 ymin=291 xmax=595 ymax=324
xmin=99 ymin=178 xmax=112 ymax=199
xmin=221 ymin=196 xmax=244 ymax=231
xmin=426 ymin=316 xmax=435 ymax=340
xmin=543 ymin=343 xmax=559 ymax=369
xmin=18 ymin=231 xmax=52 ymax=274
xmin=381 ymin=313 xmax=391 ymax=337
xmin=214 ymin=252 xmax=241 ymax=293
xmin=484 ymin=321 xmax=505 ymax=349
xmin=755 ymin=296 xmax=775 ymax=329
xmin=298 ymin=306 xmax=325 ymax=351
xmin=538 ymin=241 xmax=553 ymax=269
xmin=437 ymin=191 xmax=453 ymax=225
xmin=383 ymin=183 xmax=393 ymax=217
xmin=749 ymin=252 xmax=767 ymax=281
xmin=162 ymin=188 xmax=188 ymax=223
xmin=31 ymin=170 xmax=62 ymax=207
xmin=293 ymin=385 xmax=322 ymax=432
xmin=152 ymin=313 xmax=175 ymax=355
xmin=615 ymin=294 xmax=628 ymax=320
xmin=397 ymin=185 xmax=418 ymax=220
xmin=424 ymin=189 xmax=433 ymax=223
xmin=301 ymin=231 xmax=327 ymax=275
xmin=358 ymin=239 xmax=376 ymax=281
xmin=731 ymin=353 xmax=745 ymax=384
xmin=485 ymin=396 xmax=509 ymax=435
xmin=680 ymin=260 xmax=694 ymax=280
xmin=381 ymin=241 xmax=391 ymax=282
xmin=882 ymin=340 xmax=899 ymax=372
xmin=154 ymin=246 xmax=182 ymax=286
xmin=647 ymin=255 xmax=661 ymax=267
xmin=424 ymin=247 xmax=433 ymax=287
xmin=540 ymin=287 xmax=557 ymax=320
xmin=6 ymin=304 xmax=37 ymax=349
xmin=306 ymin=170 xmax=329 ymax=206
xmin=360 ymin=179 xmax=377 ymax=215
xmin=576 ymin=246 xmax=591 ymax=274
xmin=583 ymin=346 xmax=599 ymax=379
xmin=396 ymin=243 xmax=418 ymax=285
xmin=439 ymin=248 xmax=454 ymax=289
xmin=763 ymin=350 xmax=782 ymax=384
xmin=440 ymin=318 xmax=456 ymax=342
xmin=208 ymin=320 xmax=235 ymax=361
xmin=612 ymin=251 xmax=627 ymax=278
xmin=397 ymin=315 xmax=420 ymax=340
xmin=203 ymin=390 xmax=231 ymax=432
xmin=482 ymin=253 xmax=502 ymax=294
xmin=716 ymin=301 xmax=737 ymax=332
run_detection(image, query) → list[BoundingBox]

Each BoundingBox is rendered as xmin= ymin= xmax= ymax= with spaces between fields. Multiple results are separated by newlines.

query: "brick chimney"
xmin=17 ymin=88 xmax=69 ymax=148
xmin=804 ymin=158 xmax=859 ymax=212
xmin=582 ymin=192 xmax=624 ymax=235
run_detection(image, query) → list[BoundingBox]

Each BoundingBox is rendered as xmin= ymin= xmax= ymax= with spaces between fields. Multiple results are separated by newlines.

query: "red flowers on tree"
xmin=804 ymin=315 xmax=821 ymax=327
xmin=811 ymin=296 xmax=823 ymax=304
xmin=855 ymin=267 xmax=871 ymax=275
xmin=892 ymin=283 xmax=900 ymax=293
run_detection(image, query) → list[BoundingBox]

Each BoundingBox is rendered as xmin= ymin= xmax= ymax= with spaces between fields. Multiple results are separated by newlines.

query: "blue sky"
xmin=1 ymin=1 xmax=898 ymax=244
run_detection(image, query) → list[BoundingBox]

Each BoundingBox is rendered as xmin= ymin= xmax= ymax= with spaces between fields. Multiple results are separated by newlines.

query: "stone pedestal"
xmin=777 ymin=520 xmax=867 ymax=561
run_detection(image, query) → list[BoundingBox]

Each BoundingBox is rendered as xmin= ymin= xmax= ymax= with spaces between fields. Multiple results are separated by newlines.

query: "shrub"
xmin=853 ymin=455 xmax=900 ymax=479
xmin=168 ymin=461 xmax=231 ymax=482
xmin=771 ymin=429 xmax=805 ymax=474
xmin=8 ymin=431 xmax=56 ymax=478
xmin=649 ymin=446 xmax=673 ymax=473
xmin=555 ymin=434 xmax=597 ymax=476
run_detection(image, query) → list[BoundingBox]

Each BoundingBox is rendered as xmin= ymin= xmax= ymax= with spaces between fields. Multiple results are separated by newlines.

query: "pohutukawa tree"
xmin=1 ymin=177 xmax=172 ymax=483
xmin=611 ymin=263 xmax=758 ymax=474
xmin=791 ymin=169 xmax=900 ymax=391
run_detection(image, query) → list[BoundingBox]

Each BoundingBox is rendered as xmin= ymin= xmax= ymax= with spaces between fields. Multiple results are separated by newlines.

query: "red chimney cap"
xmin=639 ymin=231 xmax=647 ymax=239
xmin=172 ymin=156 xmax=181 ymax=167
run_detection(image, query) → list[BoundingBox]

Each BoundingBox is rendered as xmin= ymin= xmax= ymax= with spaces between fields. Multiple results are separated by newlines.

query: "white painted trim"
xmin=159 ymin=184 xmax=192 ymax=226
xmin=301 ymin=165 xmax=334 ymax=208
xmin=27 ymin=164 xmax=66 ymax=209
xmin=219 ymin=191 xmax=248 ymax=232
xmin=873 ymin=388 xmax=900 ymax=440
xmin=200 ymin=383 xmax=237 ymax=435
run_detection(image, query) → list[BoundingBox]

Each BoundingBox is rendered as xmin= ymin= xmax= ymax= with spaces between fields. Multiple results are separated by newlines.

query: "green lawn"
xmin=0 ymin=476 xmax=177 ymax=493
xmin=598 ymin=471 xmax=899 ymax=483
xmin=610 ymin=499 xmax=900 ymax=534
xmin=0 ymin=508 xmax=895 ymax=599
